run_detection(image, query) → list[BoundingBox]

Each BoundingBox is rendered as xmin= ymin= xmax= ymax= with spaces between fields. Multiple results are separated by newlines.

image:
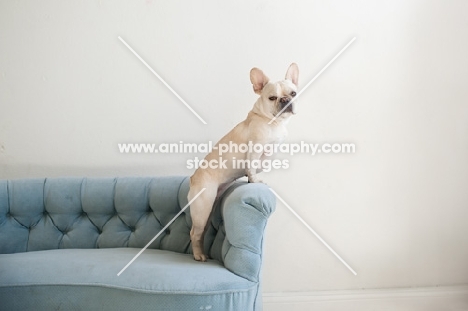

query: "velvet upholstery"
xmin=0 ymin=176 xmax=275 ymax=310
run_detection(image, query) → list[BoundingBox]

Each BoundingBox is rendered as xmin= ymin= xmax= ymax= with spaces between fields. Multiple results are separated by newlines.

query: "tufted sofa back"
xmin=0 ymin=176 xmax=225 ymax=260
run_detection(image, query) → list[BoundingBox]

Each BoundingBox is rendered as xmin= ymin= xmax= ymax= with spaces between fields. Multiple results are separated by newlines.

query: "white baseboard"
xmin=263 ymin=286 xmax=468 ymax=311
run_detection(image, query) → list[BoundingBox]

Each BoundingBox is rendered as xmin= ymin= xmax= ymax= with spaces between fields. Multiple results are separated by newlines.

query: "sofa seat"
xmin=0 ymin=248 xmax=257 ymax=310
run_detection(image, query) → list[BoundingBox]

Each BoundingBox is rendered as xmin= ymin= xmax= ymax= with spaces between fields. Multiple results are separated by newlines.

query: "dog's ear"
xmin=250 ymin=68 xmax=270 ymax=95
xmin=285 ymin=63 xmax=299 ymax=86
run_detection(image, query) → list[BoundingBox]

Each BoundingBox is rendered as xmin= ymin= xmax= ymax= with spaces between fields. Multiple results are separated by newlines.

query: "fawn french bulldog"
xmin=188 ymin=63 xmax=299 ymax=261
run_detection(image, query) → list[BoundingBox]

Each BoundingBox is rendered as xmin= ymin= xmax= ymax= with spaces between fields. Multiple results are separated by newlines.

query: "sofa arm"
xmin=220 ymin=182 xmax=276 ymax=283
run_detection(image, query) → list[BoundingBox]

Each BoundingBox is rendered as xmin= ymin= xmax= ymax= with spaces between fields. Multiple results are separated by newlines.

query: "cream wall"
xmin=1 ymin=0 xmax=468 ymax=293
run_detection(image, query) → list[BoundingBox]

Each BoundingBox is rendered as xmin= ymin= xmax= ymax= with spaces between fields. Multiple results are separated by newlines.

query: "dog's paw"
xmin=248 ymin=177 xmax=265 ymax=184
xmin=193 ymin=253 xmax=207 ymax=262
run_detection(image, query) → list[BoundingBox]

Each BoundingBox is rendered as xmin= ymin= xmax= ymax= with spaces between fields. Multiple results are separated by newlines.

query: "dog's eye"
xmin=291 ymin=91 xmax=297 ymax=97
xmin=268 ymin=96 xmax=277 ymax=101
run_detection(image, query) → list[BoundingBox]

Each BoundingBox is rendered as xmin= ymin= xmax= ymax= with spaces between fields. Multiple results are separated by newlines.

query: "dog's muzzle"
xmin=279 ymin=97 xmax=296 ymax=114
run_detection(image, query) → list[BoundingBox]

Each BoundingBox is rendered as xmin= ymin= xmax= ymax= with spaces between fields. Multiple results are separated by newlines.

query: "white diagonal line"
xmin=117 ymin=187 xmax=206 ymax=276
xmin=268 ymin=37 xmax=356 ymax=124
xmin=118 ymin=36 xmax=207 ymax=125
xmin=269 ymin=188 xmax=357 ymax=276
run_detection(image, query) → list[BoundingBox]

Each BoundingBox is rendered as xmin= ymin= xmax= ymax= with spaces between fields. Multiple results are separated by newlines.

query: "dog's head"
xmin=250 ymin=63 xmax=299 ymax=120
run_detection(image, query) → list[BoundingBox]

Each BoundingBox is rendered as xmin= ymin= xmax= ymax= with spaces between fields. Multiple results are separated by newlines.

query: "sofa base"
xmin=0 ymin=248 xmax=258 ymax=311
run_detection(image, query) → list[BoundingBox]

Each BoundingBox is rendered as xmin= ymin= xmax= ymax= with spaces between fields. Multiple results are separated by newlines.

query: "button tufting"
xmin=165 ymin=229 xmax=170 ymax=235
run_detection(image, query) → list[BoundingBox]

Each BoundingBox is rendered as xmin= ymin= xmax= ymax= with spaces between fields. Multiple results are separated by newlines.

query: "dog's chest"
xmin=269 ymin=123 xmax=288 ymax=144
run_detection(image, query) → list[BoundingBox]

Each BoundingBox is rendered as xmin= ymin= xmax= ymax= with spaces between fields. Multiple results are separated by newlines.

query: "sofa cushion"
xmin=0 ymin=177 xmax=233 ymax=262
xmin=0 ymin=248 xmax=257 ymax=310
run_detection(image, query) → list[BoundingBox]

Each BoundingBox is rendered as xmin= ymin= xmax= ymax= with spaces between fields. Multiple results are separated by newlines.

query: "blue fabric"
xmin=0 ymin=176 xmax=276 ymax=310
xmin=0 ymin=248 xmax=256 ymax=310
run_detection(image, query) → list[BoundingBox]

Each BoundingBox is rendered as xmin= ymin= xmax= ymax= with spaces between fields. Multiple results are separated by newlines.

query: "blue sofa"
xmin=0 ymin=176 xmax=276 ymax=310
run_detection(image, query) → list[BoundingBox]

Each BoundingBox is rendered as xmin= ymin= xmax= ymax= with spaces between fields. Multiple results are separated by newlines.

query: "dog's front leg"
xmin=246 ymin=151 xmax=264 ymax=183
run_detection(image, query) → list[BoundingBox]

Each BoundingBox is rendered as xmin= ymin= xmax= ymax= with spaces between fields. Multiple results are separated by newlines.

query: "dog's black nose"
xmin=280 ymin=97 xmax=291 ymax=110
xmin=279 ymin=97 xmax=290 ymax=104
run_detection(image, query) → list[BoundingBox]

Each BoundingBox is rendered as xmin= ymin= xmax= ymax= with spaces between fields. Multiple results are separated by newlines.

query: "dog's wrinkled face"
xmin=250 ymin=63 xmax=299 ymax=119
xmin=262 ymin=80 xmax=298 ymax=116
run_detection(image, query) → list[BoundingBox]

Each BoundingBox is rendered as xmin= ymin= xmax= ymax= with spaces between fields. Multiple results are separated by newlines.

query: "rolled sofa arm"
xmin=219 ymin=182 xmax=276 ymax=283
